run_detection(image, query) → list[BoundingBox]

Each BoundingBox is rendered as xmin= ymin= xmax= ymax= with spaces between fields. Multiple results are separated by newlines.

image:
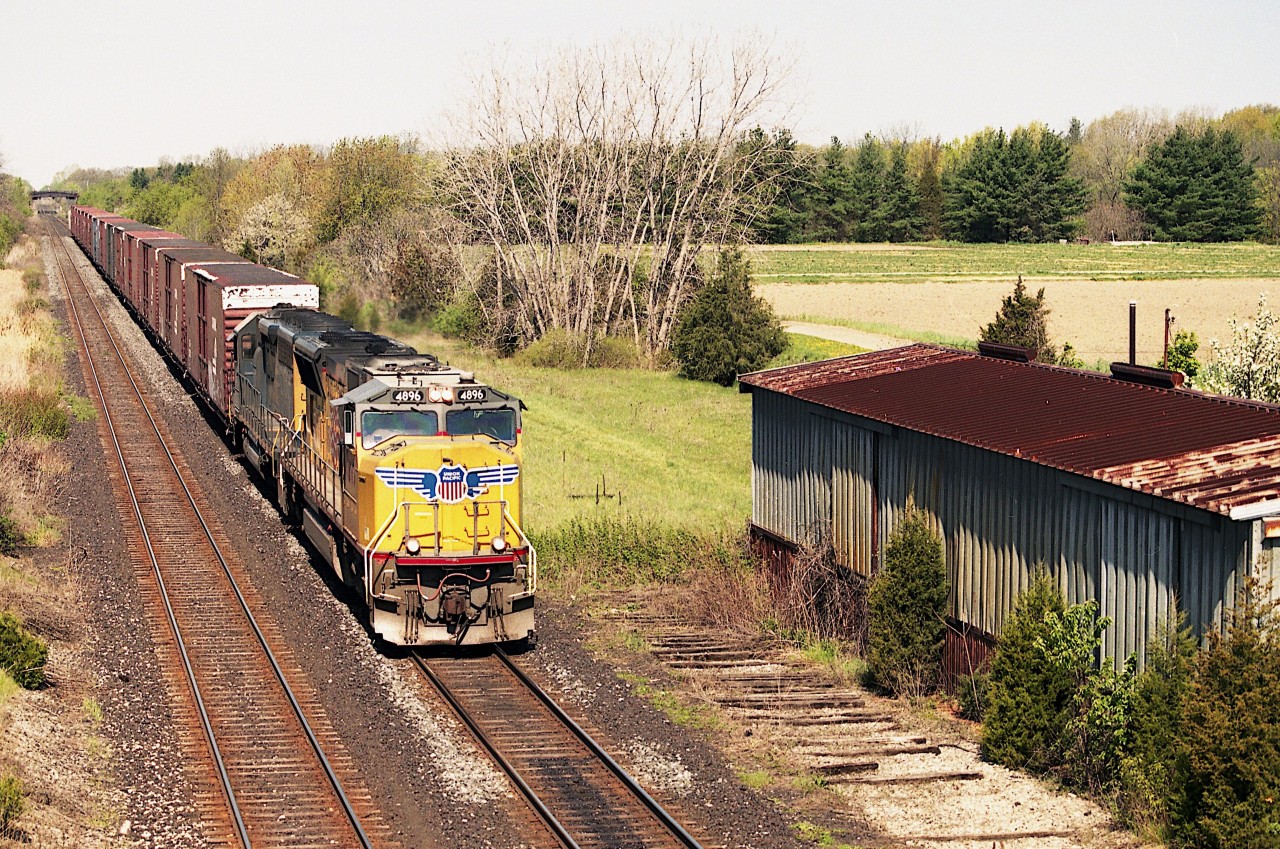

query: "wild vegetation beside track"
xmin=0 ymin=223 xmax=118 ymax=844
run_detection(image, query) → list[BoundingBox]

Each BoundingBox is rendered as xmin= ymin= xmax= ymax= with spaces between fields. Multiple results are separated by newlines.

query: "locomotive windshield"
xmin=362 ymin=410 xmax=438 ymax=448
xmin=445 ymin=408 xmax=517 ymax=443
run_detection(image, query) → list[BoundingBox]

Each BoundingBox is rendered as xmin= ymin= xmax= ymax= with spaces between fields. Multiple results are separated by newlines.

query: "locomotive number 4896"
xmin=392 ymin=389 xmax=423 ymax=403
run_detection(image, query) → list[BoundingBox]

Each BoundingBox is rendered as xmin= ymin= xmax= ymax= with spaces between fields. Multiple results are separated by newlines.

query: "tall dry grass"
xmin=0 ymin=231 xmax=73 ymax=545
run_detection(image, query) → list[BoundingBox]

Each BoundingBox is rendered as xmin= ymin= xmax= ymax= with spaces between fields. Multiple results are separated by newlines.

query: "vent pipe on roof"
xmin=977 ymin=341 xmax=1037 ymax=362
xmin=1109 ymin=362 xmax=1185 ymax=389
xmin=1129 ymin=301 xmax=1137 ymax=365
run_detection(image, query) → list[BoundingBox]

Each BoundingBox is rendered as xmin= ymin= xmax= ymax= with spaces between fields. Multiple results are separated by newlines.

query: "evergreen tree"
xmin=1174 ymin=580 xmax=1280 ymax=847
xmin=881 ymin=144 xmax=926 ymax=242
xmin=980 ymin=275 xmax=1068 ymax=363
xmin=741 ymin=127 xmax=811 ymax=244
xmin=943 ymin=127 xmax=1087 ymax=242
xmin=1124 ymin=125 xmax=1261 ymax=242
xmin=866 ymin=503 xmax=948 ymax=697
xmin=671 ymin=248 xmax=786 ymax=386
xmin=981 ymin=572 xmax=1073 ymax=772
xmin=915 ymin=140 xmax=944 ymax=239
xmin=805 ymin=138 xmax=857 ymax=242
xmin=850 ymin=134 xmax=887 ymax=241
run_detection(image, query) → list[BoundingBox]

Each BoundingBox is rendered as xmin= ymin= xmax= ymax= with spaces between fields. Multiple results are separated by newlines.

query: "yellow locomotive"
xmin=231 ymin=308 xmax=535 ymax=646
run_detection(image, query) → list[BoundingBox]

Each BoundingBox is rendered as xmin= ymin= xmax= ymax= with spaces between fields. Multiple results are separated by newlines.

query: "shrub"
xmin=866 ymin=505 xmax=948 ymax=697
xmin=0 ymin=613 xmax=46 ymax=689
xmin=589 ymin=335 xmax=641 ymax=369
xmin=955 ymin=671 xmax=988 ymax=721
xmin=1173 ymin=580 xmax=1280 ymax=848
xmin=981 ymin=571 xmax=1072 ymax=772
xmin=0 ymin=775 xmax=21 ymax=831
xmin=0 ymin=514 xmax=21 ymax=556
xmin=517 ymin=329 xmax=586 ymax=368
xmin=0 ymin=388 xmax=69 ymax=441
xmin=432 ymin=295 xmax=486 ymax=344
xmin=1040 ymin=600 xmax=1137 ymax=792
xmin=21 ymin=268 xmax=43 ymax=293
xmin=670 ymin=248 xmax=786 ymax=387
xmin=1119 ymin=611 xmax=1196 ymax=836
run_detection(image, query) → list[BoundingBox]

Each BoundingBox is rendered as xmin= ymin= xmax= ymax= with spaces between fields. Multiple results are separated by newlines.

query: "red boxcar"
xmin=156 ymin=246 xmax=249 ymax=363
xmin=183 ymin=262 xmax=319 ymax=414
xmin=67 ymin=206 xmax=320 ymax=419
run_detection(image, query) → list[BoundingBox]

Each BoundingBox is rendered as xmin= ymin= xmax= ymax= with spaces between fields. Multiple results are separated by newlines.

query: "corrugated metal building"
xmin=740 ymin=343 xmax=1280 ymax=674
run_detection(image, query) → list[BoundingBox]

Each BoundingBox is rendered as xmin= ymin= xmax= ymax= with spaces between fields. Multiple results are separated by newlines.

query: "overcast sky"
xmin=4 ymin=0 xmax=1277 ymax=188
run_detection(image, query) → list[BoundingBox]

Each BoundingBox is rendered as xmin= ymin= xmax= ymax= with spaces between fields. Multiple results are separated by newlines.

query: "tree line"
xmin=751 ymin=106 xmax=1277 ymax=245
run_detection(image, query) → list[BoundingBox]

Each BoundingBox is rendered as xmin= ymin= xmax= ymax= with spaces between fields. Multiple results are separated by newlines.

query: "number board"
xmin=456 ymin=387 xmax=487 ymax=403
xmin=391 ymin=389 xmax=423 ymax=403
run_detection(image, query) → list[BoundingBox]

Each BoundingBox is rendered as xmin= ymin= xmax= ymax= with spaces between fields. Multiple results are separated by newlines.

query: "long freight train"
xmin=67 ymin=206 xmax=536 ymax=647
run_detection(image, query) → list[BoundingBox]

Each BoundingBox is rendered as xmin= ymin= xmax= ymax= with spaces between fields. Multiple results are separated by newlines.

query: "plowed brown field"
xmin=759 ymin=278 xmax=1279 ymax=366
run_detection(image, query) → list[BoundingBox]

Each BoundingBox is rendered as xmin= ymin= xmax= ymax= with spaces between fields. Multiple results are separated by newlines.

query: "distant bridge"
xmin=30 ymin=189 xmax=78 ymax=215
xmin=30 ymin=190 xmax=79 ymax=201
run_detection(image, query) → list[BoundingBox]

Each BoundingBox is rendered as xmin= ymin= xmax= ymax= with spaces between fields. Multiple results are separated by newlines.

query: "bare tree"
xmin=438 ymin=34 xmax=793 ymax=362
xmin=1072 ymin=108 xmax=1173 ymax=207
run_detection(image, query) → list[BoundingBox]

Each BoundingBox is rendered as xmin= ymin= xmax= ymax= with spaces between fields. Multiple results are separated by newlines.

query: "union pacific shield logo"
xmin=437 ymin=464 xmax=467 ymax=503
xmin=375 ymin=463 xmax=520 ymax=503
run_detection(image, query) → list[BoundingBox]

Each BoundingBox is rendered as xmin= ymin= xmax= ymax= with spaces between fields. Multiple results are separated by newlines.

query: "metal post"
xmin=1163 ymin=308 xmax=1173 ymax=369
xmin=1129 ymin=301 xmax=1137 ymax=365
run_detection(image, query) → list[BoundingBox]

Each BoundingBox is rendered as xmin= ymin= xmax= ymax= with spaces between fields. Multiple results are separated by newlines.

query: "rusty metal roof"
xmin=740 ymin=344 xmax=1280 ymax=518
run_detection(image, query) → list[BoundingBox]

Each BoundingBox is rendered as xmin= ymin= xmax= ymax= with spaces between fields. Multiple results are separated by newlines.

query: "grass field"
xmin=746 ymin=241 xmax=1280 ymax=284
xmin=396 ymin=329 xmax=744 ymax=532
xmin=749 ymin=241 xmax=1280 ymax=366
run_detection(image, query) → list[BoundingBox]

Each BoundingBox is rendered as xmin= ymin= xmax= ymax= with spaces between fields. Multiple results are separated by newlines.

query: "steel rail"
xmin=48 ymin=220 xmax=374 ymax=849
xmin=493 ymin=647 xmax=704 ymax=849
xmin=410 ymin=654 xmax=581 ymax=849
xmin=46 ymin=226 xmax=254 ymax=849
xmin=414 ymin=649 xmax=704 ymax=849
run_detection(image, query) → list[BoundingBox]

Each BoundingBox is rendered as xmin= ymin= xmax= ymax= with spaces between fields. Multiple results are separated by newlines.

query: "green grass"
xmin=747 ymin=241 xmax=1280 ymax=284
xmin=616 ymin=670 xmax=722 ymax=730
xmin=0 ymin=670 xmax=20 ymax=707
xmin=765 ymin=334 xmax=866 ymax=367
xmin=738 ymin=769 xmax=772 ymax=789
xmin=800 ymin=639 xmax=869 ymax=684
xmin=394 ymin=327 xmax=754 ymax=533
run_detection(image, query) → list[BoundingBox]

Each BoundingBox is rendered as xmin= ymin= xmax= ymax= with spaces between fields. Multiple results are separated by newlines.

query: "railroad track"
xmin=46 ymin=220 xmax=393 ymax=849
xmin=414 ymin=648 xmax=708 ymax=849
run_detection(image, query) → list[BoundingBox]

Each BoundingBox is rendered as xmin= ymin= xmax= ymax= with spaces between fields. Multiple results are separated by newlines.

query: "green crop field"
xmin=746 ymin=241 xmax=1280 ymax=284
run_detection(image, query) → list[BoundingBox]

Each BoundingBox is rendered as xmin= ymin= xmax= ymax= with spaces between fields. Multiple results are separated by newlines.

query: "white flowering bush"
xmin=1199 ymin=295 xmax=1280 ymax=402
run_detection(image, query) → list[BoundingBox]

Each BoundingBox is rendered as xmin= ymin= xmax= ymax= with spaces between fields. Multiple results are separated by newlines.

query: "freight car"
xmin=68 ymin=206 xmax=536 ymax=646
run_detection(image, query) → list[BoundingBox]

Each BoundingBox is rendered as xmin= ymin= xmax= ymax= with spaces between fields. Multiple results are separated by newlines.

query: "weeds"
xmin=738 ymin=769 xmax=771 ymax=789
xmin=0 ymin=612 xmax=47 ymax=689
xmin=533 ymin=516 xmax=742 ymax=588
xmin=800 ymin=639 xmax=868 ymax=684
xmin=620 ymin=674 xmax=721 ymax=731
xmin=792 ymin=774 xmax=828 ymax=793
xmin=83 ymin=697 xmax=103 ymax=724
xmin=0 ymin=514 xmax=20 ymax=556
xmin=771 ymin=541 xmax=868 ymax=647
xmin=0 ymin=387 xmax=69 ymax=441
xmin=0 ymin=775 xmax=22 ymax=832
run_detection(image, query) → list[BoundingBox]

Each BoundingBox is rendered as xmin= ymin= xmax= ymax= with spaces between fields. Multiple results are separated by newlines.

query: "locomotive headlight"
xmin=491 ymin=536 xmax=507 ymax=553
xmin=426 ymin=386 xmax=455 ymax=404
xmin=405 ymin=537 xmax=421 ymax=555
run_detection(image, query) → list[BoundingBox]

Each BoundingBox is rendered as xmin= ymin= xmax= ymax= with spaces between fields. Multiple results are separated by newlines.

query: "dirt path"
xmin=784 ymin=320 xmax=911 ymax=352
